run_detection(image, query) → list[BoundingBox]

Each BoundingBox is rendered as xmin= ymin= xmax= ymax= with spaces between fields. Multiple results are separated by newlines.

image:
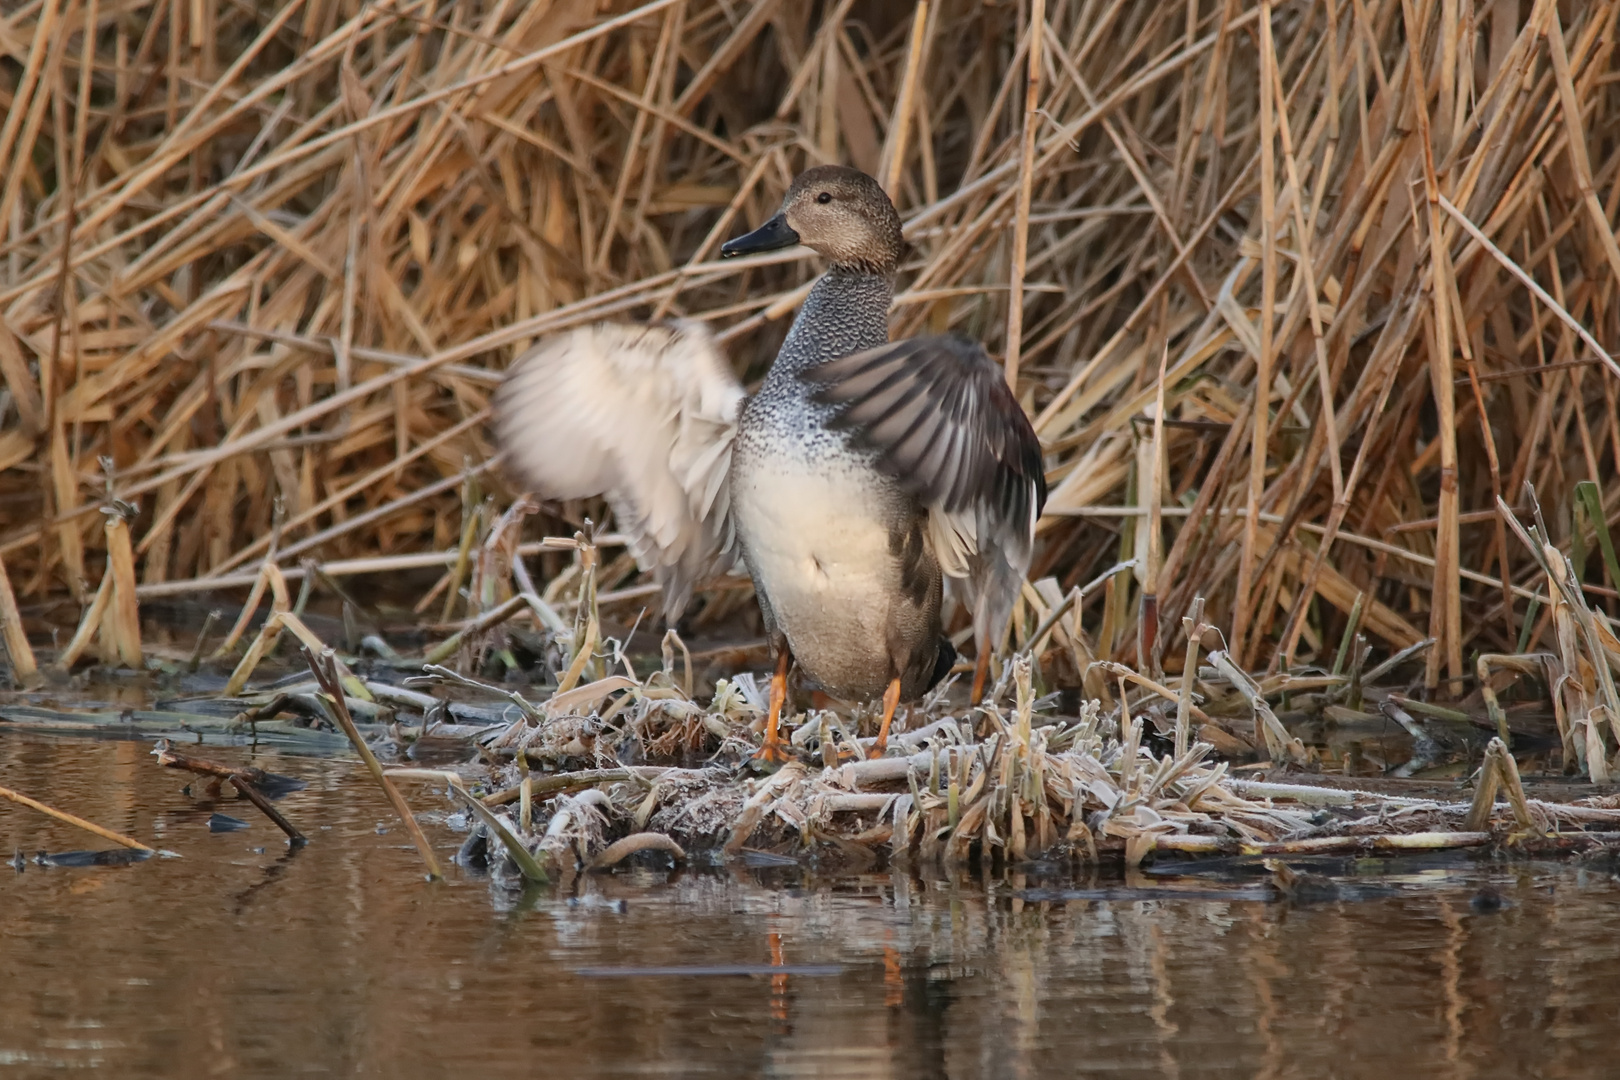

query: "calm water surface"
xmin=1 ymin=733 xmax=1617 ymax=1079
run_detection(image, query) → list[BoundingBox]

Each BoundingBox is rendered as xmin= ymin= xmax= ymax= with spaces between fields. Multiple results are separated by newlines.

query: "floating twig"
xmin=0 ymin=784 xmax=155 ymax=853
xmin=150 ymin=740 xmax=306 ymax=844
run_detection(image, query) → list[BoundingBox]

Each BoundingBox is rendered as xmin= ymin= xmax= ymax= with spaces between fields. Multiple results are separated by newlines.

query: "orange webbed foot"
xmin=755 ymin=737 xmax=792 ymax=765
xmin=866 ymin=676 xmax=903 ymax=759
xmin=755 ymin=647 xmax=794 ymax=767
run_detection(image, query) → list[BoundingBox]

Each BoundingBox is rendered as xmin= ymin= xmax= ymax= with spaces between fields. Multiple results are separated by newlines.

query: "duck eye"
xmin=816 ymin=191 xmax=832 ymax=204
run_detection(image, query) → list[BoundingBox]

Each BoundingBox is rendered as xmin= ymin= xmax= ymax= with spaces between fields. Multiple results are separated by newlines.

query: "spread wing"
xmin=494 ymin=322 xmax=745 ymax=620
xmin=801 ymin=334 xmax=1046 ymax=652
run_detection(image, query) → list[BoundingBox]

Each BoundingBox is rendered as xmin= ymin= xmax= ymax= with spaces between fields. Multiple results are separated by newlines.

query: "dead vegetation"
xmin=3 ymin=0 xmax=1620 ymax=873
xmin=7 ymin=540 xmax=1620 ymax=881
xmin=382 ymin=650 xmax=1620 ymax=884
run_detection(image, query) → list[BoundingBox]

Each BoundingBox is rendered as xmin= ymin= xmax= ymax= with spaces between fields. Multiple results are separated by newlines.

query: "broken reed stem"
xmin=1464 ymin=743 xmax=1504 ymax=832
xmin=1176 ymin=597 xmax=1207 ymax=758
xmin=384 ymin=769 xmax=549 ymax=882
xmin=104 ymin=513 xmax=141 ymax=667
xmin=1494 ymin=739 xmax=1535 ymax=832
xmin=220 ymin=567 xmax=295 ymax=695
xmin=442 ymin=478 xmax=480 ymax=625
xmin=54 ymin=570 xmax=110 ymax=671
xmin=215 ymin=558 xmax=281 ymax=657
xmin=1094 ymin=660 xmax=1211 ymax=722
xmin=1466 ymin=737 xmax=1536 ymax=833
xmin=305 ymin=647 xmax=442 ymax=880
xmin=1476 ymin=652 xmax=1540 ymax=747
xmin=480 ymin=767 xmax=653 ymax=806
xmin=186 ymin=609 xmax=220 ymax=671
xmin=422 ymin=593 xmax=527 ymax=665
xmin=0 ymin=783 xmax=154 ymax=852
xmin=1207 ymin=648 xmax=1306 ymax=764
xmin=0 ymin=549 xmax=39 ymax=687
xmin=555 ymin=535 xmax=601 ymax=694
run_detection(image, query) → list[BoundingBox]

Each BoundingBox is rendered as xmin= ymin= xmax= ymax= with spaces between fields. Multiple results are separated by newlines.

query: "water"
xmin=1 ymin=733 xmax=1617 ymax=1079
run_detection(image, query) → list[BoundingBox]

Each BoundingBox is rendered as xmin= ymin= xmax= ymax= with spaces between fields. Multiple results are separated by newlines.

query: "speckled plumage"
xmin=731 ymin=268 xmax=950 ymax=702
xmin=496 ymin=165 xmax=1043 ymax=724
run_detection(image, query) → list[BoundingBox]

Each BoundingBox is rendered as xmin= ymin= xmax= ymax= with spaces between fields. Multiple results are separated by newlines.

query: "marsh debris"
xmin=23 ymin=848 xmax=156 ymax=869
xmin=154 ymin=739 xmax=308 ymax=844
xmin=368 ymin=654 xmax=1620 ymax=891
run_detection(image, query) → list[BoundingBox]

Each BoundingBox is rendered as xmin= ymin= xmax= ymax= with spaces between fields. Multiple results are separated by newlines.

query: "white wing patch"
xmin=494 ymin=322 xmax=745 ymax=618
xmin=927 ymin=507 xmax=975 ymax=579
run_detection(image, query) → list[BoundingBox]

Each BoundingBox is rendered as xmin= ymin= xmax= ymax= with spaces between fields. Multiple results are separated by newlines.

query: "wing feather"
xmin=802 ymin=334 xmax=1046 ymax=653
xmin=494 ymin=322 xmax=744 ymax=620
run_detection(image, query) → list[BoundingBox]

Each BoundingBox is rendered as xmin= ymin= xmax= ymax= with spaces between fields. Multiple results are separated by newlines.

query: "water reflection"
xmin=0 ymin=734 xmax=1616 ymax=1078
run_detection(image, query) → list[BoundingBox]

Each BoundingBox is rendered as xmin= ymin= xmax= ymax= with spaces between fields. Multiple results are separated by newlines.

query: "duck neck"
xmin=769 ymin=268 xmax=893 ymax=379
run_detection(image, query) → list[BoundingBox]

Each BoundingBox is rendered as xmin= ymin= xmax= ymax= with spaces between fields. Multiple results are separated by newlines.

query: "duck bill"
xmin=720 ymin=213 xmax=800 ymax=257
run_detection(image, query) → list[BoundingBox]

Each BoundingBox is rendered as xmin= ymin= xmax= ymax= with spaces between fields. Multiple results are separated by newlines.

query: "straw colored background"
xmin=1 ymin=0 xmax=1618 ymax=688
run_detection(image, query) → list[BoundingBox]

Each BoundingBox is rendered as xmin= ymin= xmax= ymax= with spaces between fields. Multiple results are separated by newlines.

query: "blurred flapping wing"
xmin=801 ymin=334 xmax=1046 ymax=648
xmin=495 ymin=322 xmax=745 ymax=620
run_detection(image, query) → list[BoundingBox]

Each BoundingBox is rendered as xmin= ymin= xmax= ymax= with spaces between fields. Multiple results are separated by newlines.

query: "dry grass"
xmin=379 ymin=654 xmax=1620 ymax=882
xmin=3 ymin=0 xmax=1620 ymax=776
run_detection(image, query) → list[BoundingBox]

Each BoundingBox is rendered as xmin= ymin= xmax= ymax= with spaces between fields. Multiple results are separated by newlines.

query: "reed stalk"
xmin=305 ymin=646 xmax=443 ymax=880
xmin=0 ymin=783 xmax=154 ymax=852
xmin=0 ymin=550 xmax=39 ymax=687
xmin=0 ymin=0 xmax=1615 ymax=702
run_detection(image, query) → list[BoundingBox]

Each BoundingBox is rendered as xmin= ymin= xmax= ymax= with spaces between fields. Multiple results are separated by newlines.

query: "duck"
xmin=495 ymin=165 xmax=1045 ymax=761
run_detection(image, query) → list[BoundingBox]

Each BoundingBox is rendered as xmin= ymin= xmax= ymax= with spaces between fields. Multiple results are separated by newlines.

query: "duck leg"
xmin=868 ymin=676 xmax=903 ymax=759
xmin=969 ymin=650 xmax=990 ymax=706
xmin=757 ymin=647 xmax=793 ymax=763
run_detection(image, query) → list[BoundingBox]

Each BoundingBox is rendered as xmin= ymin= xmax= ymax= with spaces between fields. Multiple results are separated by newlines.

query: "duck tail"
xmin=927 ymin=636 xmax=958 ymax=692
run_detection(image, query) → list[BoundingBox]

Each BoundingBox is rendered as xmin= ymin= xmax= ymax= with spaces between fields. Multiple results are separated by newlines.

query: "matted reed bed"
xmin=4 ymin=0 xmax=1620 ymax=836
xmin=4 ymin=530 xmax=1620 ymax=884
xmin=15 ymin=636 xmax=1620 ymax=883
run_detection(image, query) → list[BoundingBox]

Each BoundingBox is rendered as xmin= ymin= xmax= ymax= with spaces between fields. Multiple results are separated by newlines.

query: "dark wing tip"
xmin=799 ymin=334 xmax=1045 ymax=524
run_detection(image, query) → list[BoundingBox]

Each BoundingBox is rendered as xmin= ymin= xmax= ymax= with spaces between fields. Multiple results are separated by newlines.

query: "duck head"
xmin=720 ymin=165 xmax=905 ymax=275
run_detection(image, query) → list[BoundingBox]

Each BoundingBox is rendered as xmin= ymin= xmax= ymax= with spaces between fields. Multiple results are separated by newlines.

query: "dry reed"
xmin=377 ymin=653 xmax=1620 ymax=883
xmin=0 ymin=781 xmax=155 ymax=852
xmin=307 ymin=644 xmax=444 ymax=877
xmin=2 ymin=0 xmax=1620 ymax=780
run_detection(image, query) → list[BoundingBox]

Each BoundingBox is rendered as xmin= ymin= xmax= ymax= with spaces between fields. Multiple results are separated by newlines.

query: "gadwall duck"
xmin=496 ymin=165 xmax=1045 ymax=761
